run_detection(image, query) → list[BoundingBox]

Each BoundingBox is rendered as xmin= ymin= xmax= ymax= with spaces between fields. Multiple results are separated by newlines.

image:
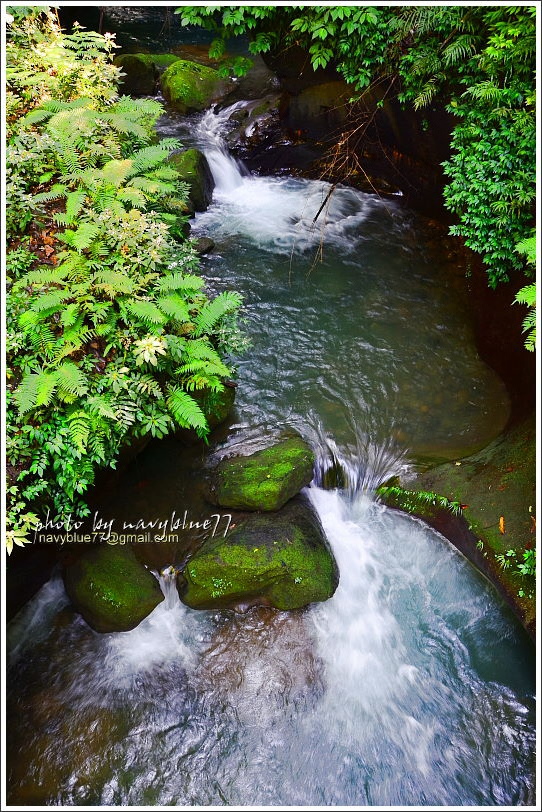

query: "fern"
xmin=100 ymin=158 xmax=133 ymax=187
xmin=25 ymin=322 xmax=57 ymax=360
xmin=157 ymin=293 xmax=191 ymax=323
xmin=17 ymin=265 xmax=72 ymax=288
xmin=14 ymin=371 xmax=45 ymax=413
xmin=116 ymin=187 xmax=147 ymax=209
xmin=67 ymin=410 xmax=90 ymax=454
xmin=130 ymin=140 xmax=182 ymax=175
xmin=30 ymin=290 xmax=68 ymax=313
xmin=92 ymin=270 xmax=136 ymax=296
xmin=157 ymin=273 xmax=205 ymax=294
xmin=124 ymin=299 xmax=166 ymax=326
xmin=55 ymin=361 xmax=89 ymax=397
xmin=193 ymin=291 xmax=243 ymax=337
xmin=32 ymin=183 xmax=69 ymax=204
xmin=377 ymin=485 xmax=463 ymax=516
xmin=135 ymin=374 xmax=163 ymax=398
xmin=35 ymin=370 xmax=59 ymax=407
xmin=59 ymin=222 xmax=100 ymax=251
xmin=114 ymin=398 xmax=139 ymax=428
xmin=167 ymin=387 xmax=208 ymax=435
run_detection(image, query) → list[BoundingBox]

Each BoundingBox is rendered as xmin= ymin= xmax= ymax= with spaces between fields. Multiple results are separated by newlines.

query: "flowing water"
xmin=6 ymin=104 xmax=535 ymax=807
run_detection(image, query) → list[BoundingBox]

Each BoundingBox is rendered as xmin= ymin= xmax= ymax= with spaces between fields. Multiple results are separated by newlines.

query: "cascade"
xmin=6 ymin=97 xmax=534 ymax=808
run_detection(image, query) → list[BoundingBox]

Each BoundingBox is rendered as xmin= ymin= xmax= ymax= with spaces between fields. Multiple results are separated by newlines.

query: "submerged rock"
xmin=178 ymin=496 xmax=339 ymax=611
xmin=169 ymin=148 xmax=214 ymax=213
xmin=63 ymin=545 xmax=164 ymax=633
xmin=193 ymin=236 xmax=215 ymax=255
xmin=207 ymin=434 xmax=315 ymax=511
xmin=161 ymin=59 xmax=232 ymax=114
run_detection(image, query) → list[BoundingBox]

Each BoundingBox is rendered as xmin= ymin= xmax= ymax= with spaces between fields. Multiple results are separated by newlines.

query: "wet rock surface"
xmin=206 ymin=434 xmax=315 ymax=511
xmin=63 ymin=544 xmax=164 ymax=633
xmin=178 ymin=495 xmax=339 ymax=611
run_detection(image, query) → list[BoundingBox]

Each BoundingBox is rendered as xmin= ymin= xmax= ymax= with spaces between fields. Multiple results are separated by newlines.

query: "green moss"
xmin=113 ymin=54 xmax=156 ymax=95
xmin=168 ymin=149 xmax=213 ymax=212
xmin=211 ymin=436 xmax=315 ymax=511
xmin=161 ymin=59 xmax=230 ymax=114
xmin=63 ymin=545 xmax=164 ymax=633
xmin=179 ymin=499 xmax=339 ymax=610
xmin=137 ymin=53 xmax=182 ymax=70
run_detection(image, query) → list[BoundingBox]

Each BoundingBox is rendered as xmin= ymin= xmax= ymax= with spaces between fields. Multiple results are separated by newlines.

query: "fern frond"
xmin=184 ymin=374 xmax=224 ymax=392
xmin=87 ymin=395 xmax=117 ymax=420
xmin=100 ymin=158 xmax=133 ymax=187
xmin=30 ymin=290 xmax=68 ymax=313
xmin=157 ymin=294 xmax=191 ymax=323
xmin=116 ymin=188 xmax=147 ymax=209
xmin=128 ymin=176 xmax=176 ymax=197
xmin=14 ymin=371 xmax=43 ymax=414
xmin=124 ymin=300 xmax=166 ymax=326
xmin=182 ymin=338 xmax=226 ymax=365
xmin=67 ymin=410 xmax=90 ymax=454
xmin=193 ymin=291 xmax=242 ymax=337
xmin=157 ymin=273 xmax=205 ymax=294
xmin=114 ymin=398 xmax=139 ymax=427
xmin=21 ymin=320 xmax=56 ymax=360
xmin=102 ymin=113 xmax=149 ymax=141
xmin=60 ymin=304 xmax=82 ymax=329
xmin=135 ymin=374 xmax=164 ymax=398
xmin=59 ymin=222 xmax=100 ymax=251
xmin=92 ymin=270 xmax=136 ymax=296
xmin=17 ymin=265 xmax=71 ymax=288
xmin=129 ymin=140 xmax=182 ymax=176
xmin=442 ymin=34 xmax=477 ymax=67
xmin=35 ymin=370 xmax=59 ymax=407
xmin=178 ymin=359 xmax=231 ymax=377
xmin=32 ymin=183 xmax=69 ymax=204
xmin=515 ymin=284 xmax=536 ymax=306
xmin=113 ymin=96 xmax=163 ymax=119
xmin=55 ymin=252 xmax=91 ymax=281
xmin=55 ymin=361 xmax=89 ymax=397
xmin=167 ymin=387 xmax=208 ymax=435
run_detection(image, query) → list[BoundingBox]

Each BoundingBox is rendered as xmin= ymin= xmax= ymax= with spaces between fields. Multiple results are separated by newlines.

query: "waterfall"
xmin=307 ymin=416 xmax=410 ymax=495
xmin=193 ymin=104 xmax=391 ymax=253
xmin=194 ymin=104 xmax=248 ymax=194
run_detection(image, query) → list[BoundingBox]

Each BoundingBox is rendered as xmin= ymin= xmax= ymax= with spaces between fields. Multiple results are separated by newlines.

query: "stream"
xmin=6 ymin=100 xmax=535 ymax=806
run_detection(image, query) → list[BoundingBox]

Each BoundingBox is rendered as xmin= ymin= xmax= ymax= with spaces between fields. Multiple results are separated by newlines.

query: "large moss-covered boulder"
xmin=208 ymin=435 xmax=315 ymax=511
xmin=137 ymin=53 xmax=182 ymax=72
xmin=114 ymin=54 xmax=157 ymax=95
xmin=161 ymin=59 xmax=232 ymax=114
xmin=63 ymin=545 xmax=164 ymax=633
xmin=169 ymin=148 xmax=214 ymax=213
xmin=178 ymin=497 xmax=339 ymax=610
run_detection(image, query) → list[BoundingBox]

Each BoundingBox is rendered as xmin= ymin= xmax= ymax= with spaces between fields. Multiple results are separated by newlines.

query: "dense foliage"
xmin=5 ymin=7 xmax=245 ymax=553
xmin=177 ymin=4 xmax=536 ymax=291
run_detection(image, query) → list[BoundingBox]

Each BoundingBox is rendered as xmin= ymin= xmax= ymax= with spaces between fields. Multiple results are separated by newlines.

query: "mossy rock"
xmin=137 ymin=53 xmax=182 ymax=72
xmin=169 ymin=149 xmax=214 ymax=213
xmin=208 ymin=435 xmax=315 ymax=511
xmin=179 ymin=497 xmax=339 ymax=610
xmin=63 ymin=545 xmax=164 ymax=633
xmin=113 ymin=54 xmax=157 ymax=95
xmin=161 ymin=59 xmax=232 ymax=114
